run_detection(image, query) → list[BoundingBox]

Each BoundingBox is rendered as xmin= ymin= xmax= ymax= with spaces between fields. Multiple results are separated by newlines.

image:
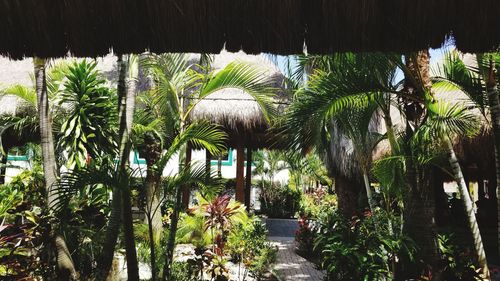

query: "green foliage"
xmin=299 ymin=187 xmax=337 ymax=219
xmin=436 ymin=234 xmax=483 ymax=281
xmin=0 ymin=165 xmax=49 ymax=279
xmin=314 ymin=210 xmax=416 ymax=281
xmin=135 ymin=222 xmax=170 ymax=274
xmin=177 ymin=213 xmax=212 ymax=248
xmin=284 ymin=53 xmax=400 ymax=151
xmin=57 ymin=60 xmax=117 ymax=169
xmin=170 ymin=262 xmax=197 ymax=281
xmin=226 ymin=218 xmax=277 ymax=280
xmin=296 ymin=188 xmax=337 ymax=255
xmin=259 ymin=183 xmax=301 ymax=218
xmin=283 ymin=150 xmax=332 ymax=190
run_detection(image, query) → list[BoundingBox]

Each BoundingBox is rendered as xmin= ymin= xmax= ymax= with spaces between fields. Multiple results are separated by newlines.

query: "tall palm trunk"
xmin=35 ymin=58 xmax=58 ymax=207
xmin=483 ymin=59 xmax=500 ymax=256
xmin=362 ymin=171 xmax=375 ymax=211
xmin=446 ymin=138 xmax=490 ymax=278
xmin=0 ymin=153 xmax=7 ymax=184
xmin=142 ymin=137 xmax=162 ymax=281
xmin=95 ymin=55 xmax=139 ymax=280
xmin=95 ymin=55 xmax=128 ymax=281
xmin=382 ymin=104 xmax=399 ymax=153
xmin=335 ymin=174 xmax=362 ymax=218
xmin=121 ymin=55 xmax=140 ymax=281
xmin=162 ymin=144 xmax=191 ymax=280
xmin=34 ymin=57 xmax=78 ymax=280
xmin=402 ymin=50 xmax=440 ymax=273
xmin=162 ymin=183 xmax=183 ymax=280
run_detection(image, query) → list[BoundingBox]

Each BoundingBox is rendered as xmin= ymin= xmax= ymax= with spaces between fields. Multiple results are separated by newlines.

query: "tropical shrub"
xmin=299 ymin=187 xmax=337 ymax=219
xmin=0 ymin=168 xmax=49 ymax=279
xmin=314 ymin=210 xmax=416 ymax=281
xmin=227 ymin=218 xmax=277 ymax=280
xmin=295 ymin=187 xmax=336 ymax=256
xmin=295 ymin=216 xmax=315 ymax=256
xmin=259 ymin=183 xmax=301 ymax=218
xmin=170 ymin=261 xmax=197 ymax=281
xmin=435 ymin=234 xmax=483 ymax=281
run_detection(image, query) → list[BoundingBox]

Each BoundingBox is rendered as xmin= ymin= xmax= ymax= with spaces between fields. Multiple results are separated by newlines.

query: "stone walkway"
xmin=265 ymin=219 xmax=325 ymax=281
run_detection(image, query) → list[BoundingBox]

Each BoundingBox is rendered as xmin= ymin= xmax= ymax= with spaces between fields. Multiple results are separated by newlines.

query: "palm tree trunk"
xmin=484 ymin=59 xmax=500 ymax=257
xmin=95 ymin=55 xmax=127 ymax=281
xmin=382 ymin=105 xmax=399 ymax=153
xmin=144 ymin=164 xmax=162 ymax=242
xmin=162 ymin=144 xmax=191 ymax=280
xmin=335 ymin=174 xmax=361 ymax=218
xmin=362 ymin=171 xmax=375 ymax=211
xmin=245 ymin=148 xmax=252 ymax=209
xmin=121 ymin=54 xmax=140 ymax=281
xmin=446 ymin=138 xmax=490 ymax=279
xmin=147 ymin=214 xmax=157 ymax=281
xmin=34 ymin=57 xmax=78 ymax=280
xmin=162 ymin=184 xmax=182 ymax=280
xmin=217 ymin=155 xmax=222 ymax=178
xmin=143 ymin=141 xmax=162 ymax=281
xmin=35 ymin=57 xmax=58 ymax=207
xmin=0 ymin=153 xmax=7 ymax=184
xmin=402 ymin=50 xmax=440 ymax=275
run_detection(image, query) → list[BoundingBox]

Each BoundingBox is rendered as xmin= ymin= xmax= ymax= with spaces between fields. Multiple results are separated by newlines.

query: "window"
xmin=7 ymin=147 xmax=29 ymax=161
xmin=133 ymin=151 xmax=146 ymax=165
xmin=210 ymin=149 xmax=233 ymax=166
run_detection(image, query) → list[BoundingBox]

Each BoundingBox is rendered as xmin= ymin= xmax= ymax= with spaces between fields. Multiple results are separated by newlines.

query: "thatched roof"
xmin=189 ymin=51 xmax=288 ymax=149
xmin=0 ymin=0 xmax=499 ymax=59
xmin=190 ymin=89 xmax=268 ymax=131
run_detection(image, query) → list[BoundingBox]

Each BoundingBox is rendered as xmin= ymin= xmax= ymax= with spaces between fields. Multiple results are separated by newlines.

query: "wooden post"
xmin=181 ymin=145 xmax=192 ymax=208
xmin=235 ymin=144 xmax=245 ymax=203
xmin=245 ymin=148 xmax=252 ymax=209
xmin=205 ymin=150 xmax=211 ymax=181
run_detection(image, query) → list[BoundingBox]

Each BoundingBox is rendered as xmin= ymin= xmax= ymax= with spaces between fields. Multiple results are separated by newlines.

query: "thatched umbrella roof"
xmin=190 ymin=89 xmax=268 ymax=131
xmin=0 ymin=0 xmax=498 ymax=59
xmin=189 ymin=51 xmax=288 ymax=149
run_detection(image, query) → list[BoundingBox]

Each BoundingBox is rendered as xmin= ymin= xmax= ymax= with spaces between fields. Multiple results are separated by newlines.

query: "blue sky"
xmin=274 ymin=43 xmax=455 ymax=78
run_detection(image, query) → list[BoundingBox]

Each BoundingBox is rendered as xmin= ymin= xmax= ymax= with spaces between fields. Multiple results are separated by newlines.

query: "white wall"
xmin=4 ymin=149 xmax=290 ymax=185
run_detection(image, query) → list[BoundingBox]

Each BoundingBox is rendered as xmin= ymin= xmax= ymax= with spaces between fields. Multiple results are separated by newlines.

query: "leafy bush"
xmin=295 ymin=216 xmax=316 ymax=256
xmin=259 ymin=183 xmax=301 ymax=218
xmin=170 ymin=262 xmax=197 ymax=281
xmin=435 ymin=234 xmax=483 ymax=281
xmin=227 ymin=218 xmax=277 ymax=280
xmin=299 ymin=187 xmax=337 ymax=219
xmin=0 ymin=165 xmax=51 ymax=279
xmin=315 ymin=210 xmax=416 ymax=281
xmin=295 ymin=187 xmax=336 ymax=256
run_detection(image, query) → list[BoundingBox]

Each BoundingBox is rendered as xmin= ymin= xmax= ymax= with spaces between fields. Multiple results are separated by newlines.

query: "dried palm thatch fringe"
xmin=0 ymin=0 xmax=498 ymax=59
xmin=190 ymin=89 xmax=267 ymax=131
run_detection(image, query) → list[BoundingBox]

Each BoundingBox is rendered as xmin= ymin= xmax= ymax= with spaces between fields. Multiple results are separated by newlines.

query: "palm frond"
xmin=420 ymin=100 xmax=481 ymax=141
xmin=157 ymin=122 xmax=227 ymax=173
xmin=431 ymin=51 xmax=487 ymax=115
xmin=0 ymin=84 xmax=37 ymax=107
xmin=196 ymin=62 xmax=277 ymax=123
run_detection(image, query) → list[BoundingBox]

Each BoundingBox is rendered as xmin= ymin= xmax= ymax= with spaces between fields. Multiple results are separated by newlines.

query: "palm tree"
xmin=94 ymin=54 xmax=140 ymax=281
xmin=135 ymin=53 xmax=275 ymax=280
xmin=336 ymin=102 xmax=384 ymax=212
xmin=414 ymin=98 xmax=490 ymax=278
xmin=34 ymin=57 xmax=78 ymax=280
xmin=285 ymin=53 xmax=399 ymax=217
xmin=433 ymin=51 xmax=500 ymax=257
xmin=286 ymin=51 xmax=489 ymax=276
xmin=281 ymin=150 xmax=331 ymax=192
xmin=1 ymin=59 xmax=123 ymax=279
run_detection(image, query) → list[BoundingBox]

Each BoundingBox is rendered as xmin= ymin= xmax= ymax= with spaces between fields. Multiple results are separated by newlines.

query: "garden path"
xmin=265 ymin=219 xmax=325 ymax=281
